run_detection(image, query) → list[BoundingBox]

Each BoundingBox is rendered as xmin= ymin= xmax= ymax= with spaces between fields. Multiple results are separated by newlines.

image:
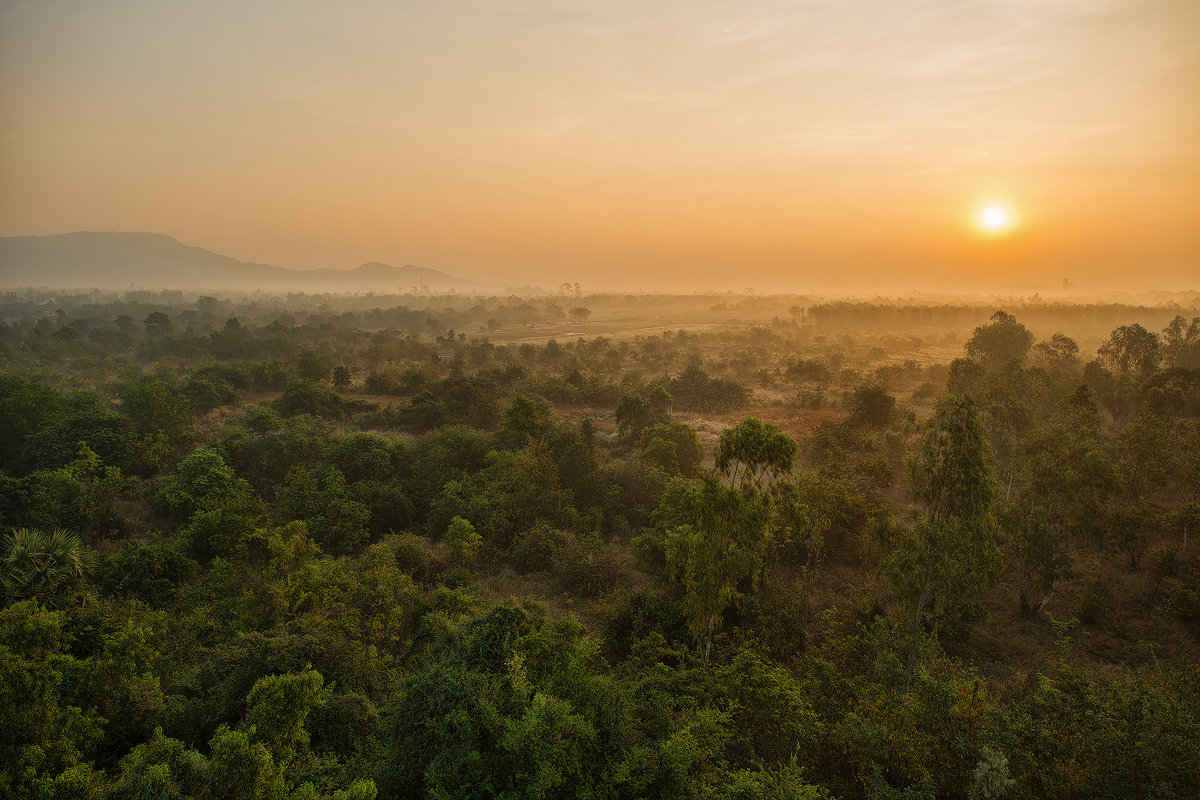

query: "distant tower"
xmin=1062 ymin=277 xmax=1071 ymax=290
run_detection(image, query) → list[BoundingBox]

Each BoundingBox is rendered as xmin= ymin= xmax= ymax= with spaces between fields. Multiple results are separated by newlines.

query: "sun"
xmin=974 ymin=204 xmax=1018 ymax=236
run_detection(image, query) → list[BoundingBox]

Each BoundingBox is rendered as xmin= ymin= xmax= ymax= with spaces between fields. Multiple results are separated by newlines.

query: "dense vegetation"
xmin=1 ymin=289 xmax=1198 ymax=799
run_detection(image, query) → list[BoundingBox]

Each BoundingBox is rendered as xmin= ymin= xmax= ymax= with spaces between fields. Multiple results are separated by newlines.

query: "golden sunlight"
xmin=975 ymin=204 xmax=1017 ymax=236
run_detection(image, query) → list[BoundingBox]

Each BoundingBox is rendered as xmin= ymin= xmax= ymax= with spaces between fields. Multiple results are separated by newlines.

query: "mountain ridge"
xmin=0 ymin=231 xmax=478 ymax=292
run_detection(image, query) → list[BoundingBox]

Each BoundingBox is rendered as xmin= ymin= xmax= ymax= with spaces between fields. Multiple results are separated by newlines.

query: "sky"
xmin=1 ymin=0 xmax=1197 ymax=292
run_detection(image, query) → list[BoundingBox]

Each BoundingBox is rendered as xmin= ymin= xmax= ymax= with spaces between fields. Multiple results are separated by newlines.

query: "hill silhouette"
xmin=0 ymin=232 xmax=476 ymax=292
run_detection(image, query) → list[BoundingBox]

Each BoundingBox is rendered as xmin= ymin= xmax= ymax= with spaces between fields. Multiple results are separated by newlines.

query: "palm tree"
xmin=1 ymin=528 xmax=98 ymax=608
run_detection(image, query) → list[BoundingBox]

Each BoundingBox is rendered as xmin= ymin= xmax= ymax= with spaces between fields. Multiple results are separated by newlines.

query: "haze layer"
xmin=1 ymin=1 xmax=1197 ymax=291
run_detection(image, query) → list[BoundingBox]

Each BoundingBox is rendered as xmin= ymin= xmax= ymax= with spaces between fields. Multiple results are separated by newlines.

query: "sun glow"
xmin=975 ymin=204 xmax=1018 ymax=235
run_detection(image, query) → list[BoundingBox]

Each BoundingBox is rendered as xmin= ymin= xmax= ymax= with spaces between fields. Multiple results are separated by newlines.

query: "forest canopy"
xmin=1 ymin=289 xmax=1198 ymax=799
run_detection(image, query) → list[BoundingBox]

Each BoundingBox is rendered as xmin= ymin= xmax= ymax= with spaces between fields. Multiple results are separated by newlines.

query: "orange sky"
xmin=2 ymin=0 xmax=1197 ymax=292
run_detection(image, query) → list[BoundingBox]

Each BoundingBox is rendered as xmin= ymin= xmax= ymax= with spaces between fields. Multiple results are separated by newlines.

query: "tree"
xmin=1098 ymin=323 xmax=1161 ymax=382
xmin=1112 ymin=414 xmax=1170 ymax=569
xmin=1002 ymin=503 xmax=1072 ymax=616
xmin=666 ymin=477 xmax=771 ymax=669
xmin=660 ymin=418 xmax=796 ymax=669
xmin=445 ymin=515 xmax=482 ymax=564
xmin=278 ymin=466 xmax=371 ymax=555
xmin=240 ymin=667 xmax=330 ymax=767
xmin=296 ymin=349 xmax=329 ymax=382
xmin=0 ymin=601 xmax=105 ymax=796
xmin=1161 ymin=315 xmax=1200 ymax=369
xmin=847 ymin=383 xmax=896 ymax=428
xmin=615 ymin=385 xmax=673 ymax=443
xmin=0 ymin=374 xmax=68 ymax=473
xmin=154 ymin=447 xmax=250 ymax=521
xmin=965 ymin=310 xmax=1034 ymax=371
xmin=143 ymin=311 xmax=173 ymax=337
xmin=669 ymin=362 xmax=750 ymax=413
xmin=714 ymin=417 xmax=797 ymax=491
xmin=568 ymin=306 xmax=591 ymax=322
xmin=638 ymin=421 xmax=705 ymax=478
xmin=769 ymin=475 xmax=830 ymax=622
xmin=332 ymin=365 xmax=352 ymax=389
xmin=1097 ymin=324 xmax=1162 ymax=427
xmin=121 ymin=377 xmax=193 ymax=457
xmin=1031 ymin=333 xmax=1080 ymax=375
xmin=1 ymin=528 xmax=98 ymax=608
xmin=496 ymin=394 xmax=553 ymax=450
xmin=889 ymin=396 xmax=998 ymax=691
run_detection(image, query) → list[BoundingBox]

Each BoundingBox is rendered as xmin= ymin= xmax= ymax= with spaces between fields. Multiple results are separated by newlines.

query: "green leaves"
xmin=965 ymin=310 xmax=1034 ymax=372
xmin=715 ymin=417 xmax=797 ymax=492
xmin=1 ymin=528 xmax=98 ymax=608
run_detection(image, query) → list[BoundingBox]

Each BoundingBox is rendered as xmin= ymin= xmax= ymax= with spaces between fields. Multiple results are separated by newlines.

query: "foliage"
xmin=847 ymin=384 xmax=897 ymax=429
xmin=445 ymin=516 xmax=482 ymax=563
xmin=669 ymin=362 xmax=750 ymax=413
xmin=887 ymin=396 xmax=998 ymax=689
xmin=1 ymin=527 xmax=99 ymax=608
xmin=1 ymin=295 xmax=1198 ymax=799
xmin=638 ymin=421 xmax=705 ymax=478
xmin=965 ymin=311 xmax=1034 ymax=371
xmin=715 ymin=417 xmax=798 ymax=491
xmin=666 ymin=477 xmax=772 ymax=668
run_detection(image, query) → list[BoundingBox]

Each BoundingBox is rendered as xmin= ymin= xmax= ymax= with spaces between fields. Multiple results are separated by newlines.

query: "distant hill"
xmin=0 ymin=232 xmax=477 ymax=292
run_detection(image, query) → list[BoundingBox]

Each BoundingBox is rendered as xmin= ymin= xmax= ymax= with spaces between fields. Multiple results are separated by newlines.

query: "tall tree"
xmin=889 ymin=396 xmax=998 ymax=691
xmin=966 ymin=310 xmax=1034 ymax=371
xmin=1099 ymin=323 xmax=1162 ymax=381
xmin=666 ymin=476 xmax=771 ymax=670
xmin=1161 ymin=315 xmax=1200 ymax=369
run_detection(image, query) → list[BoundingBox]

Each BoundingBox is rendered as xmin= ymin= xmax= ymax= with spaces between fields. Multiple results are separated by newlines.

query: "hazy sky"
xmin=2 ymin=0 xmax=1197 ymax=291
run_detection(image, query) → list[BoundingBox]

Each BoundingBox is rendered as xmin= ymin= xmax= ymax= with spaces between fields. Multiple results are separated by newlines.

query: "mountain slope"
xmin=0 ymin=232 xmax=475 ymax=292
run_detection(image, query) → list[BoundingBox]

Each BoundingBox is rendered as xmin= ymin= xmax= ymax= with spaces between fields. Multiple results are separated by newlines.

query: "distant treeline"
xmin=806 ymin=299 xmax=1195 ymax=338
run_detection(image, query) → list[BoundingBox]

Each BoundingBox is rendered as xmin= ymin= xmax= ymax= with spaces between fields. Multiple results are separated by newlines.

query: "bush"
xmin=389 ymin=532 xmax=447 ymax=584
xmin=512 ymin=525 xmax=566 ymax=573
xmin=553 ymin=533 xmax=623 ymax=597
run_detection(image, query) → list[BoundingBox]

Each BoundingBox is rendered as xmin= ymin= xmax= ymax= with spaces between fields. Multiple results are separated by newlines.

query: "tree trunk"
xmin=702 ymin=614 xmax=714 ymax=671
xmin=1035 ymin=581 xmax=1055 ymax=616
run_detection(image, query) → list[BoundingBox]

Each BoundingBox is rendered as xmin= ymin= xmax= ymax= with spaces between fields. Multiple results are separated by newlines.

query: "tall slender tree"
xmin=887 ymin=396 xmax=998 ymax=692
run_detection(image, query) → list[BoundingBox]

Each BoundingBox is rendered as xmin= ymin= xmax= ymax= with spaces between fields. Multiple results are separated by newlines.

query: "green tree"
xmin=0 ymin=601 xmax=104 ymax=798
xmin=143 ymin=311 xmax=173 ymax=337
xmin=155 ymin=447 xmax=252 ymax=521
xmin=1 ymin=528 xmax=98 ymax=608
xmin=714 ymin=417 xmax=797 ymax=491
xmin=1161 ymin=315 xmax=1200 ymax=369
xmin=1099 ymin=323 xmax=1162 ymax=382
xmin=847 ymin=383 xmax=897 ymax=429
xmin=1002 ymin=503 xmax=1072 ymax=616
xmin=240 ymin=667 xmax=330 ymax=767
xmin=445 ymin=515 xmax=482 ymax=564
xmin=965 ymin=310 xmax=1034 ymax=371
xmin=769 ymin=475 xmax=831 ymax=622
xmin=0 ymin=374 xmax=68 ymax=473
xmin=297 ymin=350 xmax=330 ymax=382
xmin=121 ymin=376 xmax=193 ymax=458
xmin=615 ymin=385 xmax=673 ymax=443
xmin=891 ymin=396 xmax=998 ymax=691
xmin=277 ymin=466 xmax=371 ymax=555
xmin=666 ymin=477 xmax=771 ymax=669
xmin=638 ymin=421 xmax=705 ymax=478
xmin=1031 ymin=333 xmax=1081 ymax=375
